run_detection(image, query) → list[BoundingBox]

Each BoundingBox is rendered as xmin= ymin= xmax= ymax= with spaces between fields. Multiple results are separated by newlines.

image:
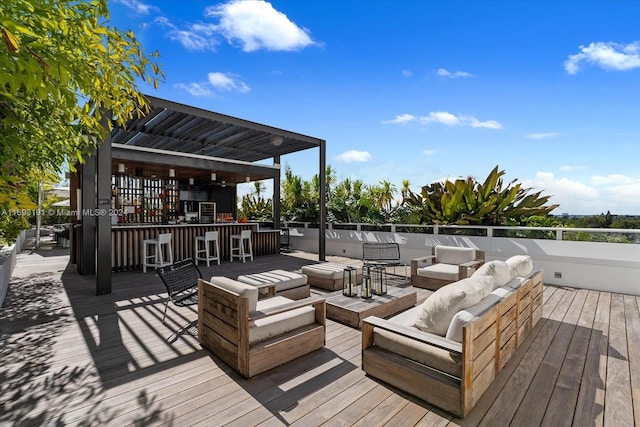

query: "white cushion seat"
xmin=301 ymin=262 xmax=362 ymax=280
xmin=301 ymin=262 xmax=363 ymax=290
xmin=249 ymin=296 xmax=316 ymax=344
xmin=374 ymin=327 xmax=462 ymax=377
xmin=237 ymin=269 xmax=307 ymax=293
xmin=417 ymin=263 xmax=460 ymax=281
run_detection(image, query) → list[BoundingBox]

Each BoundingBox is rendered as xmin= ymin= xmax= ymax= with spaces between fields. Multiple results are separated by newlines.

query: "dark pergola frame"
xmin=75 ymin=95 xmax=326 ymax=295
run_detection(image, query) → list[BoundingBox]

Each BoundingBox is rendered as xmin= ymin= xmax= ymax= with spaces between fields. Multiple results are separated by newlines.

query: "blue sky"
xmin=109 ymin=0 xmax=640 ymax=215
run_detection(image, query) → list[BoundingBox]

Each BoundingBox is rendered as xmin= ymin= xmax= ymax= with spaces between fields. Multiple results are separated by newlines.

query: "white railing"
xmin=285 ymin=223 xmax=640 ymax=296
xmin=0 ymin=230 xmax=26 ymax=307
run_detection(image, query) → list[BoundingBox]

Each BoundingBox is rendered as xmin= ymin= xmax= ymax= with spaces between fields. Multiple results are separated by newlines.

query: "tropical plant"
xmin=403 ymin=166 xmax=559 ymax=225
xmin=281 ymin=165 xmax=319 ymax=222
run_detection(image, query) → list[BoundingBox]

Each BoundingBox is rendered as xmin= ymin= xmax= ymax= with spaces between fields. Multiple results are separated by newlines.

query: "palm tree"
xmin=252 ymin=181 xmax=266 ymax=199
xmin=401 ymin=180 xmax=411 ymax=201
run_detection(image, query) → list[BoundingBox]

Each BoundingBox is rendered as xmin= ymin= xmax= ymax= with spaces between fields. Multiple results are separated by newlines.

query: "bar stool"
xmin=230 ymin=229 xmax=253 ymax=263
xmin=195 ymin=231 xmax=220 ymax=266
xmin=142 ymin=232 xmax=173 ymax=273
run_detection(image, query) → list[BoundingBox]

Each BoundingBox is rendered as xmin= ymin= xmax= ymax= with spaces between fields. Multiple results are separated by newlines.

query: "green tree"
xmin=0 ymin=0 xmax=163 ymax=240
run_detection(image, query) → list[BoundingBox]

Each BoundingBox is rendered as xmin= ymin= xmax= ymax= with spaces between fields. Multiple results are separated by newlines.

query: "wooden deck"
xmin=1 ymin=241 xmax=639 ymax=426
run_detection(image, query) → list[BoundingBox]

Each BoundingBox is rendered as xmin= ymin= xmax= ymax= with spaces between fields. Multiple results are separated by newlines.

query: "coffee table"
xmin=325 ymin=286 xmax=417 ymax=329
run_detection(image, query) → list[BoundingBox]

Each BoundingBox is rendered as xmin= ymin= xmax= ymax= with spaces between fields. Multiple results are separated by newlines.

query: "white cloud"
xmin=114 ymin=0 xmax=157 ymax=14
xmin=590 ymin=174 xmax=635 ymax=185
xmin=422 ymin=149 xmax=438 ymax=156
xmin=205 ymin=0 xmax=317 ymax=52
xmin=559 ymin=165 xmax=587 ymax=172
xmin=416 ymin=112 xmax=502 ymax=129
xmin=155 ymin=17 xmax=218 ymax=51
xmin=174 ymin=82 xmax=214 ymax=97
xmin=335 ymin=150 xmax=372 ymax=163
xmin=381 ymin=113 xmax=416 ymax=124
xmin=402 ymin=69 xmax=413 ymax=77
xmin=564 ymin=41 xmax=640 ymax=74
xmin=524 ymin=171 xmax=640 ymax=214
xmin=524 ymin=172 xmax=598 ymax=213
xmin=469 ymin=117 xmax=502 ymax=129
xmin=175 ymin=72 xmax=250 ymax=97
xmin=420 ymin=111 xmax=461 ymax=126
xmin=605 ymin=181 xmax=640 ymax=206
xmin=436 ymin=68 xmax=474 ymax=78
xmin=208 ymin=72 xmax=250 ymax=93
xmin=526 ymin=132 xmax=562 ymax=139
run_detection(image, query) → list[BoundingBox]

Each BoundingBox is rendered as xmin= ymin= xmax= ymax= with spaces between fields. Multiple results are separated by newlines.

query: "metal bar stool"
xmin=230 ymin=229 xmax=253 ymax=263
xmin=142 ymin=232 xmax=173 ymax=273
xmin=195 ymin=231 xmax=220 ymax=266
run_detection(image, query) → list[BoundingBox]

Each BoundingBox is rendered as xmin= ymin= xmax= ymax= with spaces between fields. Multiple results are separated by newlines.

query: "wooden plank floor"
xmin=1 ymin=241 xmax=638 ymax=426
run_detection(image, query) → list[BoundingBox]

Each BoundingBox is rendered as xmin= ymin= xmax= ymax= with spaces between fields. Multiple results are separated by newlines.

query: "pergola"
xmin=75 ymin=95 xmax=326 ymax=295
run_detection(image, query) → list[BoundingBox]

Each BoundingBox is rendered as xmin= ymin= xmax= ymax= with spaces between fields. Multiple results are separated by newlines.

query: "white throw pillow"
xmin=413 ymin=275 xmax=493 ymax=336
xmin=473 ymin=260 xmax=512 ymax=290
xmin=506 ymin=255 xmax=533 ymax=279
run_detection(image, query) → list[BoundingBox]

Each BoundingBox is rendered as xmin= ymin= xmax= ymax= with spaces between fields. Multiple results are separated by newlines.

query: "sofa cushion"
xmin=413 ymin=275 xmax=493 ymax=336
xmin=301 ymin=262 xmax=362 ymax=280
xmin=416 ymin=263 xmax=460 ymax=281
xmin=209 ymin=276 xmax=259 ymax=313
xmin=506 ymin=255 xmax=533 ymax=279
xmin=473 ymin=260 xmax=512 ymax=290
xmin=237 ymin=269 xmax=308 ymax=292
xmin=435 ymin=246 xmax=477 ymax=265
xmin=374 ymin=327 xmax=462 ymax=377
xmin=446 ymin=293 xmax=503 ymax=342
xmin=388 ymin=305 xmax=422 ymax=327
xmin=249 ymin=296 xmax=316 ymax=344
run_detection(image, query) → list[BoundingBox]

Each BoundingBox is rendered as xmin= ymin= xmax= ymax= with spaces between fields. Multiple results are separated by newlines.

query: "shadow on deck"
xmin=1 ymin=245 xmax=637 ymax=426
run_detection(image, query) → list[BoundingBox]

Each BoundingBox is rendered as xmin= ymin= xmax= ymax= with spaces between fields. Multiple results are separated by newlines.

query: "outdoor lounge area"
xmin=1 ymin=237 xmax=639 ymax=426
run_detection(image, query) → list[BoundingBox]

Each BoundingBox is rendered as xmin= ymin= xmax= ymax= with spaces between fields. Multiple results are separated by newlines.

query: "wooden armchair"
xmin=198 ymin=277 xmax=326 ymax=378
xmin=411 ymin=246 xmax=484 ymax=290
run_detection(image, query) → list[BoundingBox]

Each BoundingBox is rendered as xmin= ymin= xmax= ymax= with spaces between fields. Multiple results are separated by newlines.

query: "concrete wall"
xmin=0 ymin=230 xmax=26 ymax=307
xmin=288 ymin=226 xmax=640 ymax=296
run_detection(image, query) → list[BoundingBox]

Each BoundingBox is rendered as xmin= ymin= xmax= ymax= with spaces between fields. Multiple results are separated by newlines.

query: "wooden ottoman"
xmin=237 ymin=269 xmax=310 ymax=300
xmin=301 ymin=262 xmax=363 ymax=291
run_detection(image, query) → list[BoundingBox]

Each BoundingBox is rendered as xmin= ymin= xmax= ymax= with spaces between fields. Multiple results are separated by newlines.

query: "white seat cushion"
xmin=209 ymin=276 xmax=259 ymax=313
xmin=301 ymin=262 xmax=362 ymax=280
xmin=237 ymin=269 xmax=307 ymax=292
xmin=435 ymin=246 xmax=476 ymax=265
xmin=413 ymin=275 xmax=493 ymax=336
xmin=473 ymin=260 xmax=512 ymax=290
xmin=374 ymin=327 xmax=462 ymax=377
xmin=249 ymin=296 xmax=316 ymax=344
xmin=417 ymin=263 xmax=460 ymax=281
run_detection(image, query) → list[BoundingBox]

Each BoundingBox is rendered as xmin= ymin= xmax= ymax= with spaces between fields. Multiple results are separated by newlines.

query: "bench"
xmin=362 ymin=242 xmax=406 ymax=278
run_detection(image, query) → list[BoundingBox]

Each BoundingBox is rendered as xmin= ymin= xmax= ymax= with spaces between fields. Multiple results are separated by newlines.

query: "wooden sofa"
xmin=362 ymin=269 xmax=543 ymax=417
xmin=411 ymin=246 xmax=484 ymax=290
xmin=198 ymin=277 xmax=326 ymax=378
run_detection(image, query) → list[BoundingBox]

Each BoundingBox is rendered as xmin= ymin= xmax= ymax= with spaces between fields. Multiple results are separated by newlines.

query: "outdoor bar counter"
xmin=109 ymin=223 xmax=280 ymax=272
